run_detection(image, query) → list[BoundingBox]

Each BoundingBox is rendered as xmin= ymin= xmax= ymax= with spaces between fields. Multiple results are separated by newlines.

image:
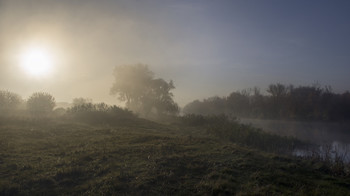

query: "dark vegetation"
xmin=26 ymin=92 xmax=56 ymax=117
xmin=1 ymin=112 xmax=350 ymax=195
xmin=1 ymin=66 xmax=350 ymax=195
xmin=180 ymin=114 xmax=305 ymax=154
xmin=66 ymin=101 xmax=136 ymax=125
xmin=183 ymin=83 xmax=350 ymax=121
xmin=110 ymin=64 xmax=179 ymax=119
xmin=1 ymin=93 xmax=350 ymax=194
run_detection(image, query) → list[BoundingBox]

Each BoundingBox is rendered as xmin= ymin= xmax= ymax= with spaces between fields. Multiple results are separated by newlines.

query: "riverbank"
xmin=1 ymin=118 xmax=350 ymax=195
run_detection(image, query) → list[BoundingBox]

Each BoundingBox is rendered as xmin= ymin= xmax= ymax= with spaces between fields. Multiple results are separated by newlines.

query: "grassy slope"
xmin=0 ymin=119 xmax=350 ymax=195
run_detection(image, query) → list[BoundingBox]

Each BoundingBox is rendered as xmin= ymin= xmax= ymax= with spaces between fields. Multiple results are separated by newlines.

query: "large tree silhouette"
xmin=110 ymin=64 xmax=179 ymax=117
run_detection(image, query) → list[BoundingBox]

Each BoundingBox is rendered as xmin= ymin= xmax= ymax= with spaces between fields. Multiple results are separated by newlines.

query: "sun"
xmin=19 ymin=45 xmax=55 ymax=77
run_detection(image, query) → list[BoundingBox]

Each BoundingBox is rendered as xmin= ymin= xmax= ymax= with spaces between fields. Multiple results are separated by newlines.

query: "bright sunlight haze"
xmin=18 ymin=45 xmax=55 ymax=78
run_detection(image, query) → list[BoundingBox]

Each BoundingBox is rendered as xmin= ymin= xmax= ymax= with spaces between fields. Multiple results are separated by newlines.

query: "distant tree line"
xmin=0 ymin=91 xmax=56 ymax=117
xmin=0 ymin=91 xmax=135 ymax=125
xmin=0 ymin=64 xmax=179 ymax=123
xmin=183 ymin=83 xmax=350 ymax=121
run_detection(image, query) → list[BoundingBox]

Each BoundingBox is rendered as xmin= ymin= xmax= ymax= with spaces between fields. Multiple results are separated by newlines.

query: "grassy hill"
xmin=0 ymin=117 xmax=350 ymax=195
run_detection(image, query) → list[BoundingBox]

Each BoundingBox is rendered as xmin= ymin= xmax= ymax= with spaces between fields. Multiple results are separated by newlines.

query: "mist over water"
xmin=1 ymin=1 xmax=350 ymax=194
xmin=240 ymin=119 xmax=350 ymax=144
xmin=293 ymin=141 xmax=350 ymax=163
xmin=241 ymin=118 xmax=350 ymax=162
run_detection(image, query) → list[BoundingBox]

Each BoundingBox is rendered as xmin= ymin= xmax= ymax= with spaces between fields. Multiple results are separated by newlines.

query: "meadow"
xmin=1 ymin=115 xmax=350 ymax=195
xmin=1 ymin=0 xmax=350 ymax=195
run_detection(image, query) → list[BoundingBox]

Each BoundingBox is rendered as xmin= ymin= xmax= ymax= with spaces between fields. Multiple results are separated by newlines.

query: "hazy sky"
xmin=1 ymin=0 xmax=350 ymax=106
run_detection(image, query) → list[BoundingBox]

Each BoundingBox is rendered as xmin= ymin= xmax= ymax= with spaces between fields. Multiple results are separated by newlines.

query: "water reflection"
xmin=294 ymin=141 xmax=350 ymax=163
xmin=240 ymin=119 xmax=350 ymax=162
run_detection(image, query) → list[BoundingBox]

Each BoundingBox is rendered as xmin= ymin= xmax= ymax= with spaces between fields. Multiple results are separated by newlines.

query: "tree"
xmin=227 ymin=91 xmax=250 ymax=116
xmin=72 ymin=97 xmax=93 ymax=106
xmin=27 ymin=92 xmax=56 ymax=116
xmin=183 ymin=100 xmax=207 ymax=115
xmin=267 ymin=83 xmax=289 ymax=98
xmin=266 ymin=84 xmax=291 ymax=118
xmin=144 ymin=79 xmax=179 ymax=115
xmin=0 ymin=90 xmax=23 ymax=115
xmin=250 ymin=87 xmax=264 ymax=118
xmin=288 ymin=85 xmax=323 ymax=120
xmin=110 ymin=64 xmax=179 ymax=117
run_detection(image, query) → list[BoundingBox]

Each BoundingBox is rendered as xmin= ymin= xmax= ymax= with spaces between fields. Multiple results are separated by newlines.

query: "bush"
xmin=66 ymin=102 xmax=135 ymax=125
xmin=26 ymin=92 xmax=56 ymax=117
xmin=0 ymin=90 xmax=23 ymax=116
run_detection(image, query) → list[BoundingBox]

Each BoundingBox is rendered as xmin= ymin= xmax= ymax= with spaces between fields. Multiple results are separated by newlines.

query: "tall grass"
xmin=180 ymin=114 xmax=304 ymax=154
xmin=181 ymin=114 xmax=350 ymax=176
xmin=1 ymin=114 xmax=350 ymax=194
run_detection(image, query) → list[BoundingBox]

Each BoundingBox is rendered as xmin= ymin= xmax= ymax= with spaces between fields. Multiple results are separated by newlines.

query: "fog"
xmin=0 ymin=0 xmax=151 ymax=104
xmin=241 ymin=119 xmax=350 ymax=162
xmin=241 ymin=119 xmax=350 ymax=144
xmin=2 ymin=1 xmax=350 ymax=193
xmin=1 ymin=0 xmax=350 ymax=107
xmin=0 ymin=0 xmax=228 ymax=105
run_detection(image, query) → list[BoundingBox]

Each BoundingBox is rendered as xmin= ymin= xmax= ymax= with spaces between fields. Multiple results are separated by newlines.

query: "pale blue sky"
xmin=0 ymin=0 xmax=349 ymax=106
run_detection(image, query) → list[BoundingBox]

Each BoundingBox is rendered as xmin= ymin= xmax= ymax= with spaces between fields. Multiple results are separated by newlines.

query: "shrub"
xmin=26 ymin=92 xmax=56 ymax=117
xmin=66 ymin=102 xmax=135 ymax=125
xmin=0 ymin=90 xmax=23 ymax=116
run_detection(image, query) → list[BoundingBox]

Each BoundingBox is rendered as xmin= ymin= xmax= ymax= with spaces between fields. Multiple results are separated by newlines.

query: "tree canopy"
xmin=27 ymin=92 xmax=56 ymax=116
xmin=110 ymin=64 xmax=179 ymax=117
xmin=0 ymin=90 xmax=23 ymax=115
xmin=183 ymin=84 xmax=350 ymax=121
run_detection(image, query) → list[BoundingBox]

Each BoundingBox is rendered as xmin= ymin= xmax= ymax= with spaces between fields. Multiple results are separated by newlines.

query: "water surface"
xmin=241 ymin=118 xmax=350 ymax=162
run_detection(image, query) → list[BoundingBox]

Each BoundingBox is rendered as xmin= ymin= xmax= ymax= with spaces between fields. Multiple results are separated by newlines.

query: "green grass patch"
xmin=0 ymin=118 xmax=349 ymax=195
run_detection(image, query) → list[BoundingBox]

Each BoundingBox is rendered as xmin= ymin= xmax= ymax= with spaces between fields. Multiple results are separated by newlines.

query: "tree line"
xmin=0 ymin=90 xmax=137 ymax=125
xmin=0 ymin=91 xmax=56 ymax=117
xmin=5 ymin=64 xmax=349 ymax=122
xmin=183 ymin=83 xmax=350 ymax=121
xmin=0 ymin=64 xmax=179 ymax=122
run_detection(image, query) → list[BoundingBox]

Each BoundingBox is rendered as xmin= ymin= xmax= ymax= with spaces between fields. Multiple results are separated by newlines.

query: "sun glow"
xmin=19 ymin=45 xmax=55 ymax=77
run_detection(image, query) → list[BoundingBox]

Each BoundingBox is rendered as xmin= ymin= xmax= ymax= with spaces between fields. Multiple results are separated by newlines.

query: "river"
xmin=240 ymin=118 xmax=350 ymax=162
